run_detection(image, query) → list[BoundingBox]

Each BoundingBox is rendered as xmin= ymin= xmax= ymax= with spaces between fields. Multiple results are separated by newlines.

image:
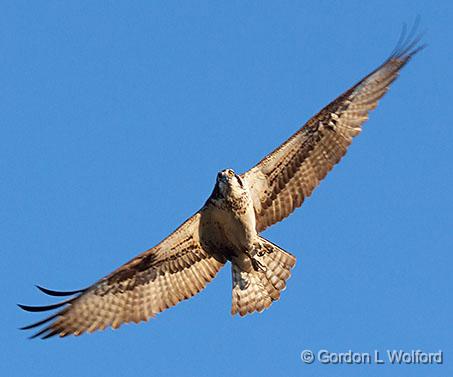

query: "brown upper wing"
xmin=19 ymin=212 xmax=225 ymax=338
xmin=244 ymin=35 xmax=424 ymax=232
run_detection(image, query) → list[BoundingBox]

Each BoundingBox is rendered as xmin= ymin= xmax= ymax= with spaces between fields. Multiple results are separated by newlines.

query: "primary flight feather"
xmin=19 ymin=27 xmax=424 ymax=339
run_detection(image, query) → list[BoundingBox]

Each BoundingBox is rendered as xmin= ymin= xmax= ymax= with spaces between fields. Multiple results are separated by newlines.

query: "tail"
xmin=231 ymin=237 xmax=296 ymax=316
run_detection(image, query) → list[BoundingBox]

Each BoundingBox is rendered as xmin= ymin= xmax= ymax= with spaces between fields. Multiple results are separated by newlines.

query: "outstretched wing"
xmin=244 ymin=32 xmax=424 ymax=232
xmin=19 ymin=212 xmax=225 ymax=339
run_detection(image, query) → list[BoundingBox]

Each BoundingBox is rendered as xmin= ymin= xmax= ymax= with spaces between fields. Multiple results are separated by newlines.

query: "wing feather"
xmin=19 ymin=212 xmax=225 ymax=338
xmin=244 ymin=32 xmax=424 ymax=232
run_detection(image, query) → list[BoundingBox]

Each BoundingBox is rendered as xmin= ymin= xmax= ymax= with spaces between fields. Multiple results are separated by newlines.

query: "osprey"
xmin=19 ymin=29 xmax=423 ymax=339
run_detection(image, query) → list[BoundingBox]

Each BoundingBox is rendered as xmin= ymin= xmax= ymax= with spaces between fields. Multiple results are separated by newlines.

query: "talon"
xmin=251 ymin=258 xmax=267 ymax=272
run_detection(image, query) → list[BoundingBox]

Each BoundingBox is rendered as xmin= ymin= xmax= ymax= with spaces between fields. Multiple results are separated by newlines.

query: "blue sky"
xmin=2 ymin=1 xmax=452 ymax=376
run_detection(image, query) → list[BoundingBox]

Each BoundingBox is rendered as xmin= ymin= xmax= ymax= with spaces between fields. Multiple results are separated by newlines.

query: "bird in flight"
xmin=19 ymin=26 xmax=424 ymax=339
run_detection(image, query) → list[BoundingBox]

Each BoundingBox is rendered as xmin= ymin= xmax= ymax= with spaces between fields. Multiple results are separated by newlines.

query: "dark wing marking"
xmin=19 ymin=212 xmax=225 ymax=339
xmin=243 ymin=26 xmax=424 ymax=232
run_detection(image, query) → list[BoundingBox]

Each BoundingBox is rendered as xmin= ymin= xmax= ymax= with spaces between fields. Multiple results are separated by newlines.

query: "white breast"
xmin=220 ymin=187 xmax=257 ymax=251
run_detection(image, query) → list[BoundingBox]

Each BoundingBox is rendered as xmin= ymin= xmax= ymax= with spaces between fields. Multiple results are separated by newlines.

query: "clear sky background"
xmin=1 ymin=1 xmax=452 ymax=376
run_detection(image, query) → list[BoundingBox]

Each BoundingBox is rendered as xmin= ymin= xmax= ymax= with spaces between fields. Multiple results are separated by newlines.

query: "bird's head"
xmin=216 ymin=168 xmax=244 ymax=196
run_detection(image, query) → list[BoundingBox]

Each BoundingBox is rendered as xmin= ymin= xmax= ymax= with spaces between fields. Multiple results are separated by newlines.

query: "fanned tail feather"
xmin=231 ymin=237 xmax=296 ymax=316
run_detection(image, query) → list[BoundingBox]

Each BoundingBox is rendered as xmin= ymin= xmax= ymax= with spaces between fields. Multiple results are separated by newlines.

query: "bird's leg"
xmin=244 ymin=246 xmax=267 ymax=272
xmin=251 ymin=257 xmax=266 ymax=272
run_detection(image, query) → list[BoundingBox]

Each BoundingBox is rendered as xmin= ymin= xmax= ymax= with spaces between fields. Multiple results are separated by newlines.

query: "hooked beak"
xmin=217 ymin=172 xmax=228 ymax=184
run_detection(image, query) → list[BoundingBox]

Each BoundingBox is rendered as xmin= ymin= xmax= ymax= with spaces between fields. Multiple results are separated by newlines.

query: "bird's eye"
xmin=228 ymin=170 xmax=234 ymax=177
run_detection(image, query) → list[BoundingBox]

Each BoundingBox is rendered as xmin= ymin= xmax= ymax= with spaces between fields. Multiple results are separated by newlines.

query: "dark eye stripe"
xmin=235 ymin=174 xmax=244 ymax=188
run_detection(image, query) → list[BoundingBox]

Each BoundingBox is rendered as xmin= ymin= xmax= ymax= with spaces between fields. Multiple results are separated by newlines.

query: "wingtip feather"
xmin=35 ymin=285 xmax=86 ymax=297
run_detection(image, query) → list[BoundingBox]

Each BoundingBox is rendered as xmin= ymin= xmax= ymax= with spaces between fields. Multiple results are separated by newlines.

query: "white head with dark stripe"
xmin=216 ymin=168 xmax=245 ymax=198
